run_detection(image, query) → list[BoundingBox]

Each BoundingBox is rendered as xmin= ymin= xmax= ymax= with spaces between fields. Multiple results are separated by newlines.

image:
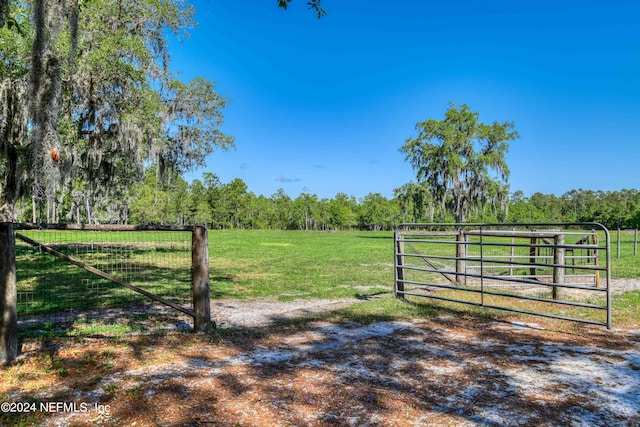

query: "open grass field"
xmin=207 ymin=230 xmax=394 ymax=300
xmin=5 ymin=229 xmax=640 ymax=426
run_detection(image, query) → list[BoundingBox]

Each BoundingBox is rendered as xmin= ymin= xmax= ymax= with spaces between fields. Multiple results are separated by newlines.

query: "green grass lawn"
xmin=207 ymin=230 xmax=394 ymax=300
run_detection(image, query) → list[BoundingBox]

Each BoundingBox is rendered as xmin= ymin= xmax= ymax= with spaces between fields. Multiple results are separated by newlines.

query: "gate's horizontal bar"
xmin=397 ymin=290 xmax=484 ymax=306
xmin=398 ymin=237 xmax=605 ymax=251
xmin=479 ymin=289 xmax=607 ymax=310
xmin=397 ymin=221 xmax=608 ymax=229
xmin=465 ymin=255 xmax=599 ymax=261
xmin=465 ymin=230 xmax=595 ymax=238
xmin=399 ymin=252 xmax=607 ymax=272
xmin=398 ymin=231 xmax=459 ymax=237
xmin=398 ymin=266 xmax=608 ymax=291
xmin=397 ymin=279 xmax=483 ymax=294
xmin=401 ymin=239 xmax=604 ymax=252
xmin=399 ymin=286 xmax=607 ymax=310
xmin=398 ymin=238 xmax=462 ymax=245
xmin=395 ymin=290 xmax=608 ymax=327
xmin=468 ymin=241 xmax=603 ymax=250
xmin=396 ymin=283 xmax=607 ymax=311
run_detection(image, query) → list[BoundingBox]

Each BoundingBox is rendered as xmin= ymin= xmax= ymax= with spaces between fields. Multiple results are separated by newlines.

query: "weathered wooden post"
xmin=394 ymin=231 xmax=405 ymax=299
xmin=455 ymin=229 xmax=467 ymax=286
xmin=529 ymin=237 xmax=537 ymax=279
xmin=593 ymin=232 xmax=601 ymax=288
xmin=191 ymin=226 xmax=213 ymax=333
xmin=0 ymin=222 xmax=18 ymax=364
xmin=509 ymin=232 xmax=515 ymax=277
xmin=552 ymin=233 xmax=565 ymax=300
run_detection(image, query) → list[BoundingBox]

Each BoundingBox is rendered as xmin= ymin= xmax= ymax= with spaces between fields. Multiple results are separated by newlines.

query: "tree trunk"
xmin=0 ymin=142 xmax=20 ymax=223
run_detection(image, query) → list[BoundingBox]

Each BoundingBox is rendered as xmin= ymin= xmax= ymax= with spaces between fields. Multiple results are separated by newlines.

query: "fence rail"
xmin=395 ymin=223 xmax=611 ymax=329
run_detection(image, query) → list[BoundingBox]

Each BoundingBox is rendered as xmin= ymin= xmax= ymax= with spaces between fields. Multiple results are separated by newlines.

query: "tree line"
xmin=15 ymin=167 xmax=639 ymax=231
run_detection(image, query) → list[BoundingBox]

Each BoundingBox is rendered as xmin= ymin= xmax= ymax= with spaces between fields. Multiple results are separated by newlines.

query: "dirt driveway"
xmin=4 ymin=300 xmax=640 ymax=427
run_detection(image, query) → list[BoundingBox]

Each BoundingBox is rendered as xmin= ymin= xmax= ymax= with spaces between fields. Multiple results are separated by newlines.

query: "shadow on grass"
xmin=16 ymin=241 xmax=200 ymax=316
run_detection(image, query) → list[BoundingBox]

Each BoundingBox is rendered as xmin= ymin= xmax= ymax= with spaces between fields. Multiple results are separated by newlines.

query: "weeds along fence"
xmin=395 ymin=223 xmax=612 ymax=329
xmin=1 ymin=223 xmax=212 ymax=362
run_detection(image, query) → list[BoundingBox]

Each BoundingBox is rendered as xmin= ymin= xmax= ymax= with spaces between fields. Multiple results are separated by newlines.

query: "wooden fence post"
xmin=192 ymin=226 xmax=213 ymax=333
xmin=553 ymin=233 xmax=565 ymax=300
xmin=593 ymin=232 xmax=601 ymax=288
xmin=0 ymin=223 xmax=18 ymax=364
xmin=529 ymin=237 xmax=537 ymax=279
xmin=509 ymin=232 xmax=515 ymax=277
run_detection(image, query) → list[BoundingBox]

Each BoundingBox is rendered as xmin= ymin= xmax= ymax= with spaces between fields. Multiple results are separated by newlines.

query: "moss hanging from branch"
xmin=3 ymin=0 xmax=232 ymax=223
xmin=0 ymin=0 xmax=8 ymax=28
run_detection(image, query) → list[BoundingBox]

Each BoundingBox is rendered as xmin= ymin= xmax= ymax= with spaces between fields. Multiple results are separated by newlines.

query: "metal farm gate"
xmin=394 ymin=223 xmax=612 ymax=328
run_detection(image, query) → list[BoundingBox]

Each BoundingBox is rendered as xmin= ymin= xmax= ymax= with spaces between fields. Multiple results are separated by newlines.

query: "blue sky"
xmin=174 ymin=0 xmax=640 ymax=200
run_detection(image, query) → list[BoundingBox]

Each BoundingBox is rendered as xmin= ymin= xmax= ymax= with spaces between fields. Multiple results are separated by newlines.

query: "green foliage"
xmin=359 ymin=192 xmax=400 ymax=231
xmin=0 ymin=2 xmax=31 ymax=78
xmin=400 ymin=104 xmax=519 ymax=223
xmin=508 ymin=189 xmax=640 ymax=230
xmin=0 ymin=0 xmax=231 ymax=223
xmin=160 ymin=77 xmax=234 ymax=174
xmin=18 ymin=156 xmax=640 ymax=234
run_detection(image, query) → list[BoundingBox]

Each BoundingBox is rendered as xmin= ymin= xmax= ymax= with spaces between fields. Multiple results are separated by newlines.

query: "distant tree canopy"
xmin=400 ymin=104 xmax=519 ymax=223
xmin=13 ymin=164 xmax=640 ymax=231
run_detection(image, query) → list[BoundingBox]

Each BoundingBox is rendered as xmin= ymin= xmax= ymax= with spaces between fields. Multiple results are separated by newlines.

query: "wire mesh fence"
xmin=612 ymin=228 xmax=639 ymax=259
xmin=14 ymin=225 xmax=194 ymax=322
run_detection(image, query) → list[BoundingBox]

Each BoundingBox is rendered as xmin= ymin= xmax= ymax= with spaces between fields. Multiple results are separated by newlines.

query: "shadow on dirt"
xmin=5 ymin=300 xmax=640 ymax=427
